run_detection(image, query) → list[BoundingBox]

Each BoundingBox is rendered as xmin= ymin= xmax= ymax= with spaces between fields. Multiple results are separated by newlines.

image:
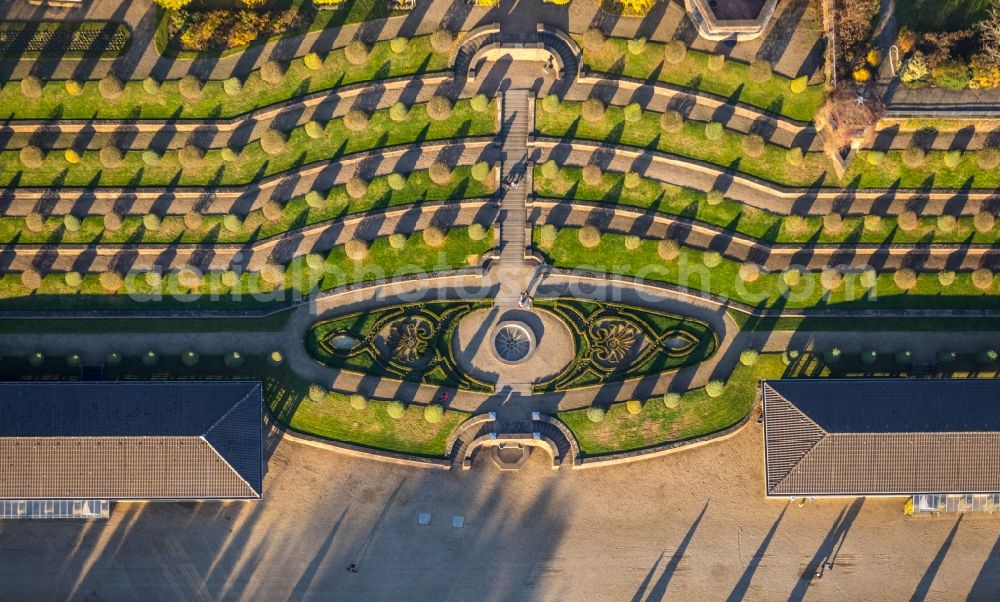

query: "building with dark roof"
xmin=0 ymin=381 xmax=262 ymax=505
xmin=762 ymin=379 xmax=1000 ymax=498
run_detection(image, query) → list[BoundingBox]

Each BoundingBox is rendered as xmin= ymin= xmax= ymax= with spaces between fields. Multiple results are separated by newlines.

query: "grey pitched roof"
xmin=0 ymin=382 xmax=262 ymax=500
xmin=763 ymin=379 xmax=1000 ymax=497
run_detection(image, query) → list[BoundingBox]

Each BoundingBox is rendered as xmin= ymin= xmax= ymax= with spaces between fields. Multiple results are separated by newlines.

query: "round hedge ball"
xmin=260 ymin=129 xmax=287 ymax=156
xmin=99 ymin=145 xmax=124 ymax=169
xmin=578 ymin=224 xmax=601 ymax=248
xmin=422 ymin=226 xmax=446 ymax=247
xmin=98 ymin=75 xmax=124 ymax=100
xmin=343 ymin=109 xmax=369 ymax=132
xmin=20 ymin=75 xmax=43 ymax=100
xmin=260 ymin=60 xmax=286 ymax=85
xmin=19 ymin=145 xmax=44 ymax=169
xmin=426 ymin=95 xmax=453 ymax=121
xmin=344 ymin=40 xmax=370 ymax=66
xmin=178 ymin=74 xmax=202 ymax=100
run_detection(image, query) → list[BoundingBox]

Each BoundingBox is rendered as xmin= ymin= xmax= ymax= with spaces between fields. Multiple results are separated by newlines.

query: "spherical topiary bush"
xmin=304 ymin=120 xmax=324 ymax=139
xmin=938 ymin=270 xmax=956 ymax=287
xmin=782 ymin=349 xmax=801 ymax=365
xmin=539 ymin=224 xmax=558 ymax=247
xmin=427 ymin=95 xmax=453 ymax=121
xmin=823 ymin=347 xmax=842 ymax=364
xmin=224 ymin=351 xmax=244 ymax=368
xmin=541 ymin=94 xmax=560 ymax=113
xmin=658 ymin=238 xmax=680 ymax=261
xmin=975 ymin=211 xmax=996 ymax=233
xmin=262 ymin=199 xmax=284 ymax=222
xmin=268 ymin=350 xmax=284 ymax=366
xmin=738 ymin=261 xmax=761 ymax=283
xmin=104 ymin=211 xmax=122 ymax=232
xmin=424 ymin=403 xmax=445 ymax=423
xmin=183 ymin=211 xmax=203 ymax=231
xmin=581 ymin=98 xmax=605 ymax=123
xmin=28 ymin=352 xmax=44 ymax=367
xmin=140 ymin=351 xmax=162 ymax=369
xmin=902 ymin=146 xmax=926 ymax=168
xmin=586 ymin=406 xmax=606 ymax=423
xmin=866 ymin=150 xmax=885 ymax=166
xmin=344 ymin=40 xmax=370 ymax=65
xmin=471 ymin=161 xmax=491 ymax=182
xmin=180 ymin=350 xmax=199 ymax=367
xmin=663 ymin=392 xmax=681 ymax=409
xmin=749 ymin=59 xmax=772 ymax=83
xmin=305 ymin=190 xmax=326 ymax=209
xmin=625 ymin=399 xmax=642 ymax=414
xmin=261 ymin=129 xmax=287 ymax=156
xmin=937 ymin=350 xmax=958 ymax=364
xmin=20 ymin=75 xmax=42 ymax=100
xmin=470 ymin=93 xmax=489 ymax=112
xmin=623 ymin=103 xmax=643 ymax=123
xmin=627 ymin=37 xmax=646 ymax=55
xmin=898 ymin=210 xmax=919 ymax=232
xmin=178 ymin=74 xmax=203 ymax=100
xmin=63 ymin=214 xmax=81 ymax=232
xmin=859 ymin=349 xmax=877 ymax=365
xmin=389 ymin=36 xmax=408 ymax=54
xmin=624 ymin=234 xmax=641 ymax=250
xmin=741 ymin=134 xmax=765 ymax=158
xmin=659 ymin=110 xmax=683 ymax=133
xmin=308 ymin=384 xmax=327 ymax=402
xmin=895 ymin=349 xmax=912 ymax=365
xmin=305 ymin=253 xmax=325 ymax=271
xmin=943 ymin=150 xmax=962 ymax=168
xmin=387 ymin=172 xmax=407 ymax=191
xmin=345 ymin=238 xmax=369 ymax=261
xmin=937 ymin=214 xmax=957 ymax=233
xmin=177 ymin=266 xmax=201 ymax=289
xmin=388 ymin=233 xmax=407 ymax=250
xmin=65 ymin=80 xmax=83 ymax=96
xmin=823 ymin=212 xmax=844 ymax=234
xmin=705 ymin=380 xmax=725 ymax=398
xmin=143 ymin=213 xmax=161 ymax=231
xmin=389 ymin=101 xmax=409 ymax=122
xmin=623 ymin=171 xmax=641 ymax=189
xmin=430 ymin=28 xmax=455 ymax=53
xmin=99 ymin=145 xmax=123 ymax=169
xmin=303 ymin=51 xmax=324 ymax=70
xmin=582 ymin=163 xmax=603 ymax=186
xmin=98 ymin=74 xmax=123 ymax=100
xmin=105 ymin=351 xmax=122 ymax=366
xmin=385 ymin=400 xmax=405 ymax=419
xmin=705 ymin=53 xmax=726 ymax=72
xmin=428 ymin=161 xmax=453 ymax=185
xmin=25 ymin=212 xmax=45 ymax=233
xmin=706 ymin=189 xmax=724 ymax=206
xmin=64 ymin=271 xmax=82 ymax=288
xmin=740 ymin=348 xmax=759 ymax=366
xmin=99 ymin=271 xmax=123 ymax=292
xmin=65 ymin=353 xmax=82 ymax=368
xmin=19 ymin=145 xmax=44 ymax=169
xmin=178 ymin=144 xmax=204 ymax=169
xmin=259 ymin=262 xmax=285 ymax=287
xmin=973 ymin=267 xmax=995 ymax=291
xmin=20 ymin=269 xmax=42 ymax=291
xmin=863 ymin=214 xmax=883 ymax=232
xmin=143 ymin=77 xmax=161 ymax=95
xmin=894 ymin=267 xmax=918 ymax=291
xmin=343 ymin=109 xmax=369 ymax=132
xmin=221 ymin=271 xmax=239 ymax=288
xmin=784 ymin=215 xmax=806 ymax=234
xmin=260 ymin=60 xmax=286 ymax=85
xmin=978 ymin=147 xmax=1000 ymax=169
xmin=223 ymin=213 xmax=243 ymax=233
xmin=582 ymin=28 xmax=605 ymax=51
xmin=664 ymin=39 xmax=687 ymax=64
xmin=702 ymin=250 xmax=722 ymax=268
xmin=820 ymin=267 xmax=843 ymax=291
xmin=705 ymin=121 xmax=723 ymax=140
xmin=978 ymin=349 xmax=999 ymax=366
xmin=64 ymin=149 xmax=81 ymax=164
xmin=142 ymin=149 xmax=162 ymax=166
xmin=423 ymin=226 xmax=446 ymax=247
xmin=790 ymin=75 xmax=809 ymax=94
xmin=859 ymin=268 xmax=878 ymax=289
xmin=578 ymin=224 xmax=602 ymax=248
xmin=346 ymin=176 xmax=369 ymax=199
xmin=468 ymin=222 xmax=487 ymax=241
xmin=349 ymin=393 xmax=368 ymax=410
xmin=144 ymin=270 xmax=163 ymax=288
xmin=220 ymin=76 xmax=244 ymax=98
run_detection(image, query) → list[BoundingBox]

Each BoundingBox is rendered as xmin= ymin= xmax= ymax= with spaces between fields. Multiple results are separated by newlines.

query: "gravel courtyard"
xmin=2 ymin=425 xmax=999 ymax=601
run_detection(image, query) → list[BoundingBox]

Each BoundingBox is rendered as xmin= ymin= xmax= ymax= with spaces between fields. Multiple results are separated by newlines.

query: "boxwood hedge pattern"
xmin=531 ymin=298 xmax=718 ymax=392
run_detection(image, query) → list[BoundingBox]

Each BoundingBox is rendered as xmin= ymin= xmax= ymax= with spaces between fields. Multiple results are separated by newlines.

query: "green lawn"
xmin=729 ymin=311 xmax=1000 ymax=332
xmin=535 ymin=102 xmax=1000 ymax=189
xmin=537 ymin=227 xmax=1000 ymax=310
xmin=895 ymin=0 xmax=994 ymax=31
xmin=0 ymin=226 xmax=493 ymax=311
xmin=577 ymin=37 xmax=825 ymax=121
xmin=1 ymin=99 xmax=495 ymax=187
xmin=0 ymin=311 xmax=292 ymax=334
xmin=0 ymin=35 xmax=446 ymax=119
xmin=0 ymin=167 xmax=495 ymax=245
xmin=534 ymin=166 xmax=1000 ymax=244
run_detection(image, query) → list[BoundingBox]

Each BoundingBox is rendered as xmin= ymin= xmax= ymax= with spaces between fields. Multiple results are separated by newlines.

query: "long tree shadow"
xmin=910 ymin=515 xmax=962 ymax=602
xmin=632 ymin=501 xmax=708 ymax=601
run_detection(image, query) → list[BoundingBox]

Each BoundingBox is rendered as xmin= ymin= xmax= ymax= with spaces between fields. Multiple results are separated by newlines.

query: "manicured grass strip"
xmin=577 ymin=37 xmax=825 ymax=121
xmin=0 ymin=226 xmax=493 ymax=311
xmin=561 ymin=353 xmax=782 ymax=455
xmin=536 ymin=227 xmax=1000 ymax=309
xmin=0 ymin=35 xmax=445 ymax=120
xmin=0 ymin=167 xmax=495 ymax=245
xmin=536 ymin=102 xmax=1000 ymax=189
xmin=0 ymin=99 xmax=495 ymax=187
xmin=728 ymin=311 xmax=1000 ymax=332
xmin=534 ymin=166 xmax=1000 ymax=244
xmin=0 ymin=311 xmax=292 ymax=334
